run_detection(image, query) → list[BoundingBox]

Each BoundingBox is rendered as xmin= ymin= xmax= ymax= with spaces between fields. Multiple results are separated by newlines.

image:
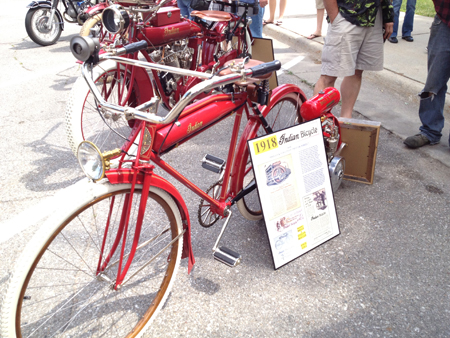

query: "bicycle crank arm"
xmin=212 ymin=210 xmax=242 ymax=267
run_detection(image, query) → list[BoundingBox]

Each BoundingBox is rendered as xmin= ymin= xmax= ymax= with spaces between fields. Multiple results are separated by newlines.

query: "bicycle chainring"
xmin=198 ymin=182 xmax=222 ymax=228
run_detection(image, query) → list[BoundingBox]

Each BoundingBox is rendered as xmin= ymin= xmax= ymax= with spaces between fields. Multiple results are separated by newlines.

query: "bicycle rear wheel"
xmin=1 ymin=183 xmax=183 ymax=338
xmin=237 ymin=91 xmax=305 ymax=220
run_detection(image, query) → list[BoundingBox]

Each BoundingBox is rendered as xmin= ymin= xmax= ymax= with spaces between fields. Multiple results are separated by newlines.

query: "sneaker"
xmin=388 ymin=36 xmax=398 ymax=43
xmin=404 ymin=134 xmax=431 ymax=148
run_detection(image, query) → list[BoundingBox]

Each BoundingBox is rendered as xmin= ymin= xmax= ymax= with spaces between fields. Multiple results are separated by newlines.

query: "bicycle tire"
xmin=237 ymin=91 xmax=305 ymax=220
xmin=65 ymin=60 xmax=142 ymax=156
xmin=1 ymin=182 xmax=183 ymax=338
xmin=25 ymin=7 xmax=62 ymax=46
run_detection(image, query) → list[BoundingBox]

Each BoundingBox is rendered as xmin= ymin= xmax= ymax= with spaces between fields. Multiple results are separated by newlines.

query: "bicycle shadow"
xmin=20 ymin=122 xmax=83 ymax=192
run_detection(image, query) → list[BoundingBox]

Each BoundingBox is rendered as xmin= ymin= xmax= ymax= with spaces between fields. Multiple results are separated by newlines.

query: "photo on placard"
xmin=258 ymin=154 xmax=300 ymax=220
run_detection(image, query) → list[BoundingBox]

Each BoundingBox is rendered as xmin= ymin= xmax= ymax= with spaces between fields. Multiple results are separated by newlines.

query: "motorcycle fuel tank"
xmin=138 ymin=19 xmax=202 ymax=47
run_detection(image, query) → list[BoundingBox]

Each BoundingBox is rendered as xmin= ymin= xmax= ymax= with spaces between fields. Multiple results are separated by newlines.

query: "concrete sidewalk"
xmin=261 ymin=1 xmax=450 ymax=167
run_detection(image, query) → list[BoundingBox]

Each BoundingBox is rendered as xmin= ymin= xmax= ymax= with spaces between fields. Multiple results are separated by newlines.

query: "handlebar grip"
xmin=250 ymin=60 xmax=281 ymax=77
xmin=124 ymin=41 xmax=148 ymax=54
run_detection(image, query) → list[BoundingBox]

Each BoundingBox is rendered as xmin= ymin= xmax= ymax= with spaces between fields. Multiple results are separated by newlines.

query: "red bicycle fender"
xmin=106 ymin=170 xmax=195 ymax=273
xmin=85 ymin=3 xmax=108 ymax=16
xmin=230 ymin=84 xmax=307 ymax=194
xmin=262 ymin=84 xmax=308 ymax=115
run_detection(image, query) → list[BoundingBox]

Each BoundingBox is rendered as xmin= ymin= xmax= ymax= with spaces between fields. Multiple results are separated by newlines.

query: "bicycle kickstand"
xmin=212 ymin=210 xmax=242 ymax=267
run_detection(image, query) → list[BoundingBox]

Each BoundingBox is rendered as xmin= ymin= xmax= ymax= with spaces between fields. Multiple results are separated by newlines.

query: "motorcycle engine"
xmin=149 ymin=39 xmax=194 ymax=105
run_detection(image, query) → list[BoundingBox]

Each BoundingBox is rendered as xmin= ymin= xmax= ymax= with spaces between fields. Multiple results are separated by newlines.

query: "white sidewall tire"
xmin=0 ymin=181 xmax=183 ymax=338
xmin=236 ymin=198 xmax=263 ymax=221
xmin=65 ymin=60 xmax=119 ymax=155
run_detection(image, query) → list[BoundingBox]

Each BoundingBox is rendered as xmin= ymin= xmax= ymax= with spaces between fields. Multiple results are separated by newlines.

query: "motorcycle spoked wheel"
xmin=25 ymin=7 xmax=62 ymax=46
xmin=65 ymin=60 xmax=142 ymax=157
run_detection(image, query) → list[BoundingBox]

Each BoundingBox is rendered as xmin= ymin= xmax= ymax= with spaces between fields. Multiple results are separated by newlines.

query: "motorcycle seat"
xmin=190 ymin=10 xmax=232 ymax=22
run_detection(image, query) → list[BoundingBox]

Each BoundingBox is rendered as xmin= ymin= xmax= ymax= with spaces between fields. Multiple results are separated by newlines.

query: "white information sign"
xmin=248 ymin=118 xmax=340 ymax=269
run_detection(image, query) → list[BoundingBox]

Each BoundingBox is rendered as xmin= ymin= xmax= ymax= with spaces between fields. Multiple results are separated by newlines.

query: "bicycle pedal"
xmin=201 ymin=154 xmax=226 ymax=173
xmin=213 ymin=246 xmax=241 ymax=267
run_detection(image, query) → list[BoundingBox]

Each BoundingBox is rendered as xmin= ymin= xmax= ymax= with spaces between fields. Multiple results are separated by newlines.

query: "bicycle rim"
xmin=13 ymin=186 xmax=182 ymax=338
xmin=238 ymin=92 xmax=304 ymax=220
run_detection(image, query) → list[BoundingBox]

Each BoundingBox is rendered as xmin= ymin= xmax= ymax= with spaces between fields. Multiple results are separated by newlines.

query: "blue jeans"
xmin=392 ymin=0 xmax=416 ymax=37
xmin=240 ymin=0 xmax=265 ymax=38
xmin=418 ymin=15 xmax=450 ymax=145
xmin=177 ymin=0 xmax=191 ymax=19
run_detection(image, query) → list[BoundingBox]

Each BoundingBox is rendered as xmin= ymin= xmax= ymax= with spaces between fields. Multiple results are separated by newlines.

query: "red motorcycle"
xmin=65 ymin=0 xmax=255 ymax=155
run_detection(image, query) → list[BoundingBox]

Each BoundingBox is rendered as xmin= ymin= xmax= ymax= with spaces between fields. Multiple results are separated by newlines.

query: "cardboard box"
xmin=338 ymin=118 xmax=381 ymax=184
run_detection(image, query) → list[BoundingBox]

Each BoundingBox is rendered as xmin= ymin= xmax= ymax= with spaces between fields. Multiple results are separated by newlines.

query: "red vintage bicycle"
xmin=1 ymin=38 xmax=344 ymax=337
xmin=65 ymin=0 xmax=256 ymax=155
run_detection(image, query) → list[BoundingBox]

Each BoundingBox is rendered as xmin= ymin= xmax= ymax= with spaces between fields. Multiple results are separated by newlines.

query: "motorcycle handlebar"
xmin=81 ymin=56 xmax=279 ymax=125
xmin=249 ymin=60 xmax=281 ymax=77
xmin=117 ymin=40 xmax=149 ymax=55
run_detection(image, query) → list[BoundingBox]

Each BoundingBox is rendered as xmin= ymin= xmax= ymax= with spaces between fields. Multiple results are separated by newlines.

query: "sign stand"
xmin=247 ymin=119 xmax=340 ymax=269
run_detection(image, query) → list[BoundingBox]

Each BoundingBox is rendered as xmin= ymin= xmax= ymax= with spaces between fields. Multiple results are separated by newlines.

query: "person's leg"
xmin=401 ymin=0 xmax=416 ymax=37
xmin=339 ymin=70 xmax=363 ymax=118
xmin=249 ymin=5 xmax=265 ymax=38
xmin=278 ymin=0 xmax=287 ymax=20
xmin=266 ymin=0 xmax=276 ymax=23
xmin=313 ymin=75 xmax=337 ymax=96
xmin=314 ymin=8 xmax=325 ymax=36
xmin=416 ymin=15 xmax=450 ymax=144
xmin=177 ymin=0 xmax=191 ymax=19
xmin=391 ymin=0 xmax=402 ymax=38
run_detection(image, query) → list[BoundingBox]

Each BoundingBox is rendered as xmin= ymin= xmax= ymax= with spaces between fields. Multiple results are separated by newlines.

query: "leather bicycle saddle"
xmin=190 ymin=10 xmax=232 ymax=21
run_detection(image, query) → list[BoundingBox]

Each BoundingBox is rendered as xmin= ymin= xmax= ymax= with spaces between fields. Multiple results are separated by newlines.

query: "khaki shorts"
xmin=315 ymin=0 xmax=324 ymax=10
xmin=321 ymin=10 xmax=384 ymax=78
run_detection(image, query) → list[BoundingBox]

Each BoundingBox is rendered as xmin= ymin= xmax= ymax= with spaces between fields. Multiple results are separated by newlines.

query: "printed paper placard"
xmin=248 ymin=118 xmax=340 ymax=269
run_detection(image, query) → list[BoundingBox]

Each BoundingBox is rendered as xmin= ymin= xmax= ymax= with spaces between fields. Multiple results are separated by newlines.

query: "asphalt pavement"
xmin=0 ymin=2 xmax=450 ymax=337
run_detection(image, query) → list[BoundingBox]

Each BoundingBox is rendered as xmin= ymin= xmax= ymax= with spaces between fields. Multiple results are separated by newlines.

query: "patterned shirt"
xmin=335 ymin=0 xmax=394 ymax=27
xmin=433 ymin=0 xmax=450 ymax=27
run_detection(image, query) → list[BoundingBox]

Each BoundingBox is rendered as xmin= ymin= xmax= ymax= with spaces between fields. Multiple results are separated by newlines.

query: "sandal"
xmin=276 ymin=20 xmax=283 ymax=26
xmin=263 ymin=20 xmax=274 ymax=26
xmin=307 ymin=33 xmax=322 ymax=40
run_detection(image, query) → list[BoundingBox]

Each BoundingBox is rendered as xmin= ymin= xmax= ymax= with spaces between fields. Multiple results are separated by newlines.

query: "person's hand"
xmin=383 ymin=22 xmax=393 ymax=40
xmin=259 ymin=0 xmax=268 ymax=7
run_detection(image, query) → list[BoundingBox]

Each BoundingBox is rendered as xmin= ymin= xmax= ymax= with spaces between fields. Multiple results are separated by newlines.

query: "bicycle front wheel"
xmin=1 ymin=183 xmax=183 ymax=338
xmin=237 ymin=91 xmax=305 ymax=220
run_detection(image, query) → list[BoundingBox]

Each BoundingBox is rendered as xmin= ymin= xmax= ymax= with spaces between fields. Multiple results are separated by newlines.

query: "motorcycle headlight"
xmin=77 ymin=141 xmax=105 ymax=182
xmin=102 ymin=5 xmax=130 ymax=35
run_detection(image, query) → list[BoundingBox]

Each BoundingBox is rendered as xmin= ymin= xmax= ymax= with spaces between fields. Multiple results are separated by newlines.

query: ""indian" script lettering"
xmin=187 ymin=121 xmax=203 ymax=134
